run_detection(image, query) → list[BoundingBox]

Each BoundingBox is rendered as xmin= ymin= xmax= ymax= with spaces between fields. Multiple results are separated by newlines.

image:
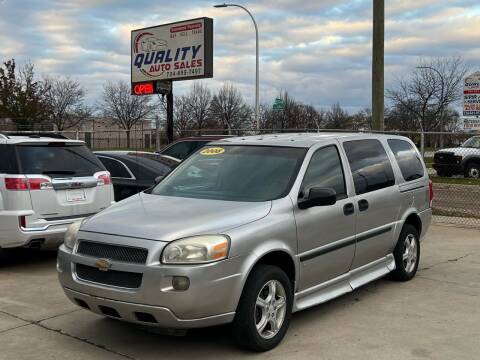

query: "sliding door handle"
xmin=358 ymin=199 xmax=369 ymax=211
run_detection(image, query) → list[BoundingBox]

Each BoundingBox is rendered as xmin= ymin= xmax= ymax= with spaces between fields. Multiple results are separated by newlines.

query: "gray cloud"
xmin=0 ymin=0 xmax=479 ymax=111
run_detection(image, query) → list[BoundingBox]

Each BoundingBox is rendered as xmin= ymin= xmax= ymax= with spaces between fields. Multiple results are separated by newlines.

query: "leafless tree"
xmin=386 ymin=57 xmax=468 ymax=132
xmin=350 ymin=108 xmax=372 ymax=131
xmin=325 ymin=103 xmax=350 ymax=129
xmin=209 ymin=83 xmax=251 ymax=133
xmin=187 ymin=82 xmax=212 ymax=131
xmin=99 ymin=81 xmax=155 ymax=148
xmin=43 ymin=76 xmax=91 ymax=131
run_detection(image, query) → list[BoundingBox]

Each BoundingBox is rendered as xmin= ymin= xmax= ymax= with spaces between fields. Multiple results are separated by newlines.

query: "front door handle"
xmin=343 ymin=203 xmax=355 ymax=216
xmin=358 ymin=199 xmax=369 ymax=212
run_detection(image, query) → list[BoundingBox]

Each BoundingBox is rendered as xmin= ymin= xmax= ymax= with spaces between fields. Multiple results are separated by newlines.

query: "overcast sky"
xmin=1 ymin=0 xmax=479 ymax=112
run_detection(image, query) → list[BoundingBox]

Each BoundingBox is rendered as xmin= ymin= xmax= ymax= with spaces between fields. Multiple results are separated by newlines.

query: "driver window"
xmin=300 ymin=145 xmax=347 ymax=200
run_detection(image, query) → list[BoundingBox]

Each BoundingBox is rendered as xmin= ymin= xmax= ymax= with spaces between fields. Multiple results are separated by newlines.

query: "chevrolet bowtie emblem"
xmin=95 ymin=259 xmax=112 ymax=272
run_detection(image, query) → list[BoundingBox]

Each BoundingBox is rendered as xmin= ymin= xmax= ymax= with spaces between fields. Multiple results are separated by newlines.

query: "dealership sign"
xmin=463 ymin=118 xmax=480 ymax=131
xmin=463 ymin=71 xmax=480 ymax=116
xmin=131 ymin=17 xmax=213 ymax=94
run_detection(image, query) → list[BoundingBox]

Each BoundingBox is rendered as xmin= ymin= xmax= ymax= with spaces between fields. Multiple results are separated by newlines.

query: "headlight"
xmin=64 ymin=221 xmax=82 ymax=250
xmin=162 ymin=235 xmax=230 ymax=264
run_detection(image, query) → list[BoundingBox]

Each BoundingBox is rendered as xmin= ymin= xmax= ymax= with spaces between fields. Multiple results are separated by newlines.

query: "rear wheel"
xmin=465 ymin=162 xmax=480 ymax=179
xmin=232 ymin=265 xmax=293 ymax=352
xmin=391 ymin=224 xmax=420 ymax=281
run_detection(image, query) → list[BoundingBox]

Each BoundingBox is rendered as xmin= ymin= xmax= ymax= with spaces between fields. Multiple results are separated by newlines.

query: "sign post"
xmin=131 ymin=17 xmax=213 ymax=143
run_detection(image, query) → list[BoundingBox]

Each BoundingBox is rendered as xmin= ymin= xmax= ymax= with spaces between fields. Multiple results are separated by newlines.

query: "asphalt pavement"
xmin=0 ymin=224 xmax=479 ymax=360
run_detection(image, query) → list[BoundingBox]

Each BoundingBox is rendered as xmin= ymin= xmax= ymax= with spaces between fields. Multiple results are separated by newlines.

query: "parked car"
xmin=433 ymin=136 xmax=480 ymax=178
xmin=95 ymin=151 xmax=179 ymax=201
xmin=0 ymin=133 xmax=113 ymax=251
xmin=157 ymin=135 xmax=229 ymax=160
xmin=58 ymin=133 xmax=432 ymax=351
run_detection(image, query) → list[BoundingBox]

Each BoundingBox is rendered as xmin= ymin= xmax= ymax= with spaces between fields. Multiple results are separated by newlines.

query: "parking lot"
xmin=0 ymin=224 xmax=479 ymax=360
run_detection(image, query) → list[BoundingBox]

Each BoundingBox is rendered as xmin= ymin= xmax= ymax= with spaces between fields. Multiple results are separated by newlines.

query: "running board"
xmin=293 ymin=254 xmax=395 ymax=312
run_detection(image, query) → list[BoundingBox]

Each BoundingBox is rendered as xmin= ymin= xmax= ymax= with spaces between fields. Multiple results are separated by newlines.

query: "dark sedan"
xmin=95 ymin=151 xmax=179 ymax=201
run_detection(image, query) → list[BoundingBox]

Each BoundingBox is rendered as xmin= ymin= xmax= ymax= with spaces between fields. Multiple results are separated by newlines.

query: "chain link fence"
xmin=3 ymin=127 xmax=480 ymax=227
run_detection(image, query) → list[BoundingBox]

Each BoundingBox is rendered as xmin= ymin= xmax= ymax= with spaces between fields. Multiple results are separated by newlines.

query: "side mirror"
xmin=154 ymin=175 xmax=164 ymax=185
xmin=298 ymin=187 xmax=337 ymax=209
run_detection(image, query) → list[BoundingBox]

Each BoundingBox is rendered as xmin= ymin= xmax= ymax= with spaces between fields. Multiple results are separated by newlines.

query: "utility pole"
xmin=155 ymin=115 xmax=161 ymax=152
xmin=372 ymin=0 xmax=384 ymax=131
xmin=166 ymin=89 xmax=174 ymax=144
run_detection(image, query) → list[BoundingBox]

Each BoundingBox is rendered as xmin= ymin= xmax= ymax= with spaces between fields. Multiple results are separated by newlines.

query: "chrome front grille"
xmin=77 ymin=241 xmax=148 ymax=264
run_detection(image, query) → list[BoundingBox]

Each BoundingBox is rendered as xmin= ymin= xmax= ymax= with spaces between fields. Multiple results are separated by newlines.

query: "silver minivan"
xmin=57 ymin=133 xmax=432 ymax=351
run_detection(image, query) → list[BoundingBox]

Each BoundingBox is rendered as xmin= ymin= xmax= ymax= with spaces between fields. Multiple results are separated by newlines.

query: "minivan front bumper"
xmin=62 ymin=287 xmax=235 ymax=329
xmin=57 ymin=236 xmax=246 ymax=329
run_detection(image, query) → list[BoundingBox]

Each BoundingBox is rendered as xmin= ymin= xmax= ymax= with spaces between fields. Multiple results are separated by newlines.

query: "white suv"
xmin=0 ymin=133 xmax=114 ymax=250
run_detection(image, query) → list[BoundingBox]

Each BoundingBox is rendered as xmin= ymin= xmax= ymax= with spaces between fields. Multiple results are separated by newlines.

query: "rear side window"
xmin=162 ymin=141 xmax=203 ymax=160
xmin=387 ymin=139 xmax=425 ymax=181
xmin=343 ymin=139 xmax=395 ymax=195
xmin=17 ymin=144 xmax=105 ymax=177
xmin=301 ymin=145 xmax=346 ymax=199
xmin=97 ymin=157 xmax=132 ymax=178
xmin=0 ymin=144 xmax=19 ymax=174
xmin=128 ymin=155 xmax=173 ymax=177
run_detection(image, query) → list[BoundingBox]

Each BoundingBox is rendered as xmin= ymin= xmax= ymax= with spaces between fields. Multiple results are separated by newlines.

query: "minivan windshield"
xmin=17 ymin=143 xmax=105 ymax=177
xmin=152 ymin=145 xmax=307 ymax=202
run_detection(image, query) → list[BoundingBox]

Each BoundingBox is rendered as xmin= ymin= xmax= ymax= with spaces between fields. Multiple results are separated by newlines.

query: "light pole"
xmin=416 ymin=66 xmax=446 ymax=153
xmin=214 ymin=3 xmax=259 ymax=128
xmin=372 ymin=0 xmax=384 ymax=131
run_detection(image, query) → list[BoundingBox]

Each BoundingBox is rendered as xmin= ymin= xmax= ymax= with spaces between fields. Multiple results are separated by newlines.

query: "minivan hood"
xmin=81 ymin=192 xmax=272 ymax=241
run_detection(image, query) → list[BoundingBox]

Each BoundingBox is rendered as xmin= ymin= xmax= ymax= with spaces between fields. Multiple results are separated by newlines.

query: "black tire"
xmin=232 ymin=264 xmax=293 ymax=352
xmin=465 ymin=162 xmax=480 ymax=179
xmin=391 ymin=224 xmax=420 ymax=281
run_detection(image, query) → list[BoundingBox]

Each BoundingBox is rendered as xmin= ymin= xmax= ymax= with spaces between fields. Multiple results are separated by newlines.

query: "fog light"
xmin=172 ymin=276 xmax=190 ymax=291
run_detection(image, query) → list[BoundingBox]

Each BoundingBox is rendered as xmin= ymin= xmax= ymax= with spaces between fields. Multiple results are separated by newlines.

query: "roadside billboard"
xmin=463 ymin=71 xmax=480 ymax=117
xmin=131 ymin=17 xmax=213 ymax=94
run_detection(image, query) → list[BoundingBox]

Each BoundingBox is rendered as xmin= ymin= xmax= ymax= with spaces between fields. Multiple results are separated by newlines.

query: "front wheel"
xmin=465 ymin=162 xmax=480 ymax=179
xmin=391 ymin=224 xmax=420 ymax=281
xmin=232 ymin=264 xmax=293 ymax=352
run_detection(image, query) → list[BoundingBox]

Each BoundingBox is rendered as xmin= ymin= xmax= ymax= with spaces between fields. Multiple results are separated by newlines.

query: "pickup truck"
xmin=433 ymin=136 xmax=480 ymax=178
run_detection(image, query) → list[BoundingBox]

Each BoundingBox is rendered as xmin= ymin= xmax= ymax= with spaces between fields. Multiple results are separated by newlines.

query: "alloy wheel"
xmin=254 ymin=280 xmax=287 ymax=339
xmin=403 ymin=234 xmax=418 ymax=273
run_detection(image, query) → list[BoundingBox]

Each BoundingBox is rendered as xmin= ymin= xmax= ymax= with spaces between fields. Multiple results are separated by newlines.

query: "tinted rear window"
xmin=343 ymin=139 xmax=395 ymax=195
xmin=17 ymin=144 xmax=105 ymax=177
xmin=388 ymin=139 xmax=425 ymax=181
xmin=0 ymin=144 xmax=19 ymax=174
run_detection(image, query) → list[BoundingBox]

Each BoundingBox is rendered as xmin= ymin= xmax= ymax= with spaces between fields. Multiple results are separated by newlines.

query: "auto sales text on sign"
xmin=131 ymin=18 xmax=213 ymax=84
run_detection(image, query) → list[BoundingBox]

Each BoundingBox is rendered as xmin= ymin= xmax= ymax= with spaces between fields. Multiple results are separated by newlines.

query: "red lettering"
xmin=133 ymin=83 xmax=154 ymax=95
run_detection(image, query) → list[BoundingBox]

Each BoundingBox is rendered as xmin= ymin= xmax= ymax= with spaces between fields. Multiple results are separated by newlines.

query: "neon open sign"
xmin=133 ymin=82 xmax=154 ymax=95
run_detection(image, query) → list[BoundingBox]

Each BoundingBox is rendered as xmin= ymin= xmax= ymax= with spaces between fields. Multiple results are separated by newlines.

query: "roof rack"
xmin=4 ymin=132 xmax=70 ymax=140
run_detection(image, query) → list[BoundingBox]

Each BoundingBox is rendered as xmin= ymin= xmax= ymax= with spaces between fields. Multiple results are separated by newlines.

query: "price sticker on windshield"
xmin=200 ymin=147 xmax=225 ymax=156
